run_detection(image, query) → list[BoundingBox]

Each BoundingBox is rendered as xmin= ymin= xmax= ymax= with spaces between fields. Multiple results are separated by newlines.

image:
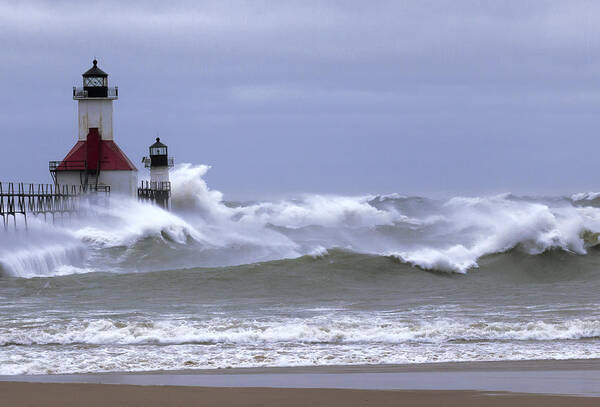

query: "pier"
xmin=0 ymin=182 xmax=109 ymax=228
xmin=137 ymin=181 xmax=171 ymax=209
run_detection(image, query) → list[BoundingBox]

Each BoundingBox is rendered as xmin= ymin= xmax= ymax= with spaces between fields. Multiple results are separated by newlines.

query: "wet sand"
xmin=3 ymin=359 xmax=599 ymax=396
xmin=1 ymin=383 xmax=599 ymax=407
xmin=2 ymin=360 xmax=599 ymax=406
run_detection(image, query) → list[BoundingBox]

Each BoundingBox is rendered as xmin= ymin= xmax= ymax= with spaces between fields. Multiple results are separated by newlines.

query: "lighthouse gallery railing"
xmin=72 ymin=87 xmax=118 ymax=99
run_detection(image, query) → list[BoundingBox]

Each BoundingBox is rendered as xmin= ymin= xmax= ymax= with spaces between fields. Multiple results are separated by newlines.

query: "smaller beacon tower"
xmin=139 ymin=138 xmax=174 ymax=209
xmin=146 ymin=138 xmax=173 ymax=186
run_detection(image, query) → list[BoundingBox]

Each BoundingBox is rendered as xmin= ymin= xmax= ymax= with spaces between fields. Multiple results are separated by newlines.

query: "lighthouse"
xmin=140 ymin=138 xmax=174 ymax=209
xmin=145 ymin=138 xmax=173 ymax=185
xmin=50 ymin=59 xmax=138 ymax=196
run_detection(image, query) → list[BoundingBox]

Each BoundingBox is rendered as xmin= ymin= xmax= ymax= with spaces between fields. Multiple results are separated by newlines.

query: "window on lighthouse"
xmin=84 ymin=77 xmax=106 ymax=87
xmin=151 ymin=147 xmax=167 ymax=155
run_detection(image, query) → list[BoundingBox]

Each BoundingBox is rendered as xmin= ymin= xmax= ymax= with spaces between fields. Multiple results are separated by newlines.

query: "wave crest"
xmin=3 ymin=316 xmax=599 ymax=347
xmin=3 ymin=164 xmax=600 ymax=276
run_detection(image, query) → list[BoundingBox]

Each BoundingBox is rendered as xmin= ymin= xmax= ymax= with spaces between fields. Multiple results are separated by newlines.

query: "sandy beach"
xmin=2 ymin=382 xmax=599 ymax=407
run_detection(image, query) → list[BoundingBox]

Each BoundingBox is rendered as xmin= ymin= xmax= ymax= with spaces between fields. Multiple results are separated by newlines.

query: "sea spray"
xmin=2 ymin=163 xmax=600 ymax=276
xmin=0 ymin=220 xmax=87 ymax=278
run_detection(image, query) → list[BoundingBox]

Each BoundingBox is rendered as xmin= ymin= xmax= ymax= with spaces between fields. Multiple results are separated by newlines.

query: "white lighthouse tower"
xmin=50 ymin=59 xmax=137 ymax=196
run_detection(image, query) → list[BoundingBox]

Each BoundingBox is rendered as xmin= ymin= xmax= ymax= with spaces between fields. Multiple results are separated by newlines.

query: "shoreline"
xmin=119 ymin=358 xmax=600 ymax=374
xmin=2 ymin=358 xmax=599 ymax=397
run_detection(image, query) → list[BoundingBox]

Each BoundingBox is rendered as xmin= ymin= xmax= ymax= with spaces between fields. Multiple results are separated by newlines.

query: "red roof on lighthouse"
xmin=56 ymin=128 xmax=137 ymax=171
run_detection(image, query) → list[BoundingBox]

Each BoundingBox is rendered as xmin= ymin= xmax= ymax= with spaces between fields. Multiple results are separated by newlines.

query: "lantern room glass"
xmin=150 ymin=147 xmax=167 ymax=155
xmin=84 ymin=77 xmax=107 ymax=87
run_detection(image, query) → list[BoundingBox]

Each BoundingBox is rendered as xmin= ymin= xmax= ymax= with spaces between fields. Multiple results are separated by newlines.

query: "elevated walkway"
xmin=0 ymin=182 xmax=109 ymax=229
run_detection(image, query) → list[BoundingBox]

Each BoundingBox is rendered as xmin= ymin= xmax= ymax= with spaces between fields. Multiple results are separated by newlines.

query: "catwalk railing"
xmin=142 ymin=157 xmax=174 ymax=168
xmin=72 ymin=86 xmax=118 ymax=99
xmin=0 ymin=182 xmax=110 ymax=228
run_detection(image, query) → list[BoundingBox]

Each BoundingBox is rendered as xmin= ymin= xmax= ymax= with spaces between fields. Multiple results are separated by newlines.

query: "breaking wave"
xmin=3 ymin=316 xmax=599 ymax=347
xmin=3 ymin=163 xmax=600 ymax=276
xmin=3 ymin=312 xmax=600 ymax=374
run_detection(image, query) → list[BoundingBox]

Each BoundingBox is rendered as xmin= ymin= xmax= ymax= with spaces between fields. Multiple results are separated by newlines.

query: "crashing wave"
xmin=3 ymin=316 xmax=599 ymax=347
xmin=572 ymin=192 xmax=600 ymax=202
xmin=3 ymin=163 xmax=600 ymax=276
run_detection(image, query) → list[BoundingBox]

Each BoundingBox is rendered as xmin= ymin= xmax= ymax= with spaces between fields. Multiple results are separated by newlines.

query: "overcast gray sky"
xmin=1 ymin=1 xmax=599 ymax=199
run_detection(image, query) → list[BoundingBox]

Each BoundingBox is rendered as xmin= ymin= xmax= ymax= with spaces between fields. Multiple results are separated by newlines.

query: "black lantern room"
xmin=149 ymin=138 xmax=169 ymax=167
xmin=82 ymin=59 xmax=109 ymax=97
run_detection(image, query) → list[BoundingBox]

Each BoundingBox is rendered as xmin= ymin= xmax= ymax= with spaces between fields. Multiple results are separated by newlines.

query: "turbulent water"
xmin=1 ymin=164 xmax=600 ymax=374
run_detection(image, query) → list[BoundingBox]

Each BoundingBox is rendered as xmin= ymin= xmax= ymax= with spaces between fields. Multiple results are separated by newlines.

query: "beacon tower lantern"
xmin=82 ymin=59 xmax=109 ymax=98
xmin=50 ymin=59 xmax=137 ymax=196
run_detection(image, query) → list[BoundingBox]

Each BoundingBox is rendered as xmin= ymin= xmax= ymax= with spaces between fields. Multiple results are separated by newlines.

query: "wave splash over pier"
xmin=2 ymin=163 xmax=600 ymax=277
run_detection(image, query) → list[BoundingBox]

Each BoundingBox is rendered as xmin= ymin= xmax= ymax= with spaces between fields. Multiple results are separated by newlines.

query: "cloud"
xmin=1 ymin=1 xmax=600 ymax=196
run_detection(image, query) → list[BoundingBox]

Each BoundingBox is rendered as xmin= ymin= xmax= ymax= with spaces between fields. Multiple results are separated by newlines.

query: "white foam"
xmin=390 ymin=196 xmax=600 ymax=272
xmin=2 ymin=315 xmax=599 ymax=347
xmin=0 ymin=226 xmax=87 ymax=278
xmin=572 ymin=191 xmax=600 ymax=201
xmin=2 ymin=315 xmax=599 ymax=374
xmin=4 ymin=163 xmax=600 ymax=276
